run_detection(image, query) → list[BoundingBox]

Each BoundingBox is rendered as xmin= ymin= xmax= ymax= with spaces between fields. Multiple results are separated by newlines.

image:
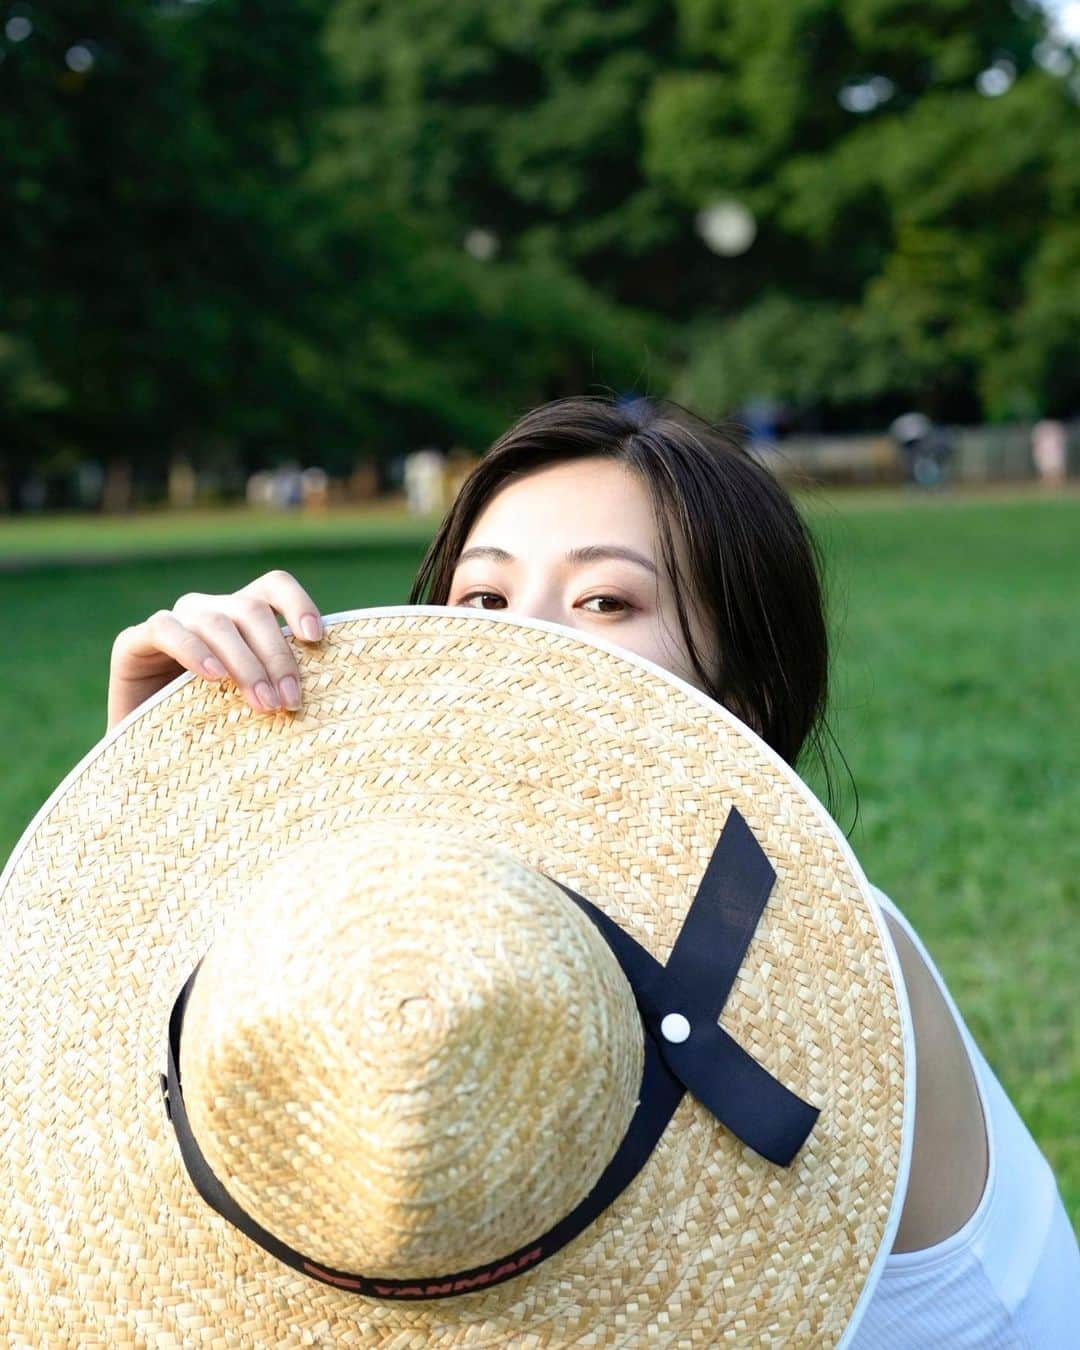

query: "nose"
xmin=502 ymin=578 xmax=567 ymax=628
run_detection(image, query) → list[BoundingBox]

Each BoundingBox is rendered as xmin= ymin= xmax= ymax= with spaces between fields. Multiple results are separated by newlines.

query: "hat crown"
xmin=181 ymin=831 xmax=644 ymax=1277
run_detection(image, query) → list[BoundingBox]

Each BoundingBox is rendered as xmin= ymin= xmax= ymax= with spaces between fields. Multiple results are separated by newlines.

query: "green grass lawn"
xmin=1 ymin=491 xmax=1077 ymax=1233
xmin=0 ymin=501 xmax=439 ymax=565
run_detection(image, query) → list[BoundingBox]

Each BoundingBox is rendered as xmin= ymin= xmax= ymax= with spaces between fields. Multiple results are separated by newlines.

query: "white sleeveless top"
xmin=850 ymin=887 xmax=1080 ymax=1348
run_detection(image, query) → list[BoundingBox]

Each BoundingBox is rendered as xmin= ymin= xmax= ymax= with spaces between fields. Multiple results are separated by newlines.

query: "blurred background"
xmin=1 ymin=0 xmax=1078 ymax=506
xmin=0 ymin=0 xmax=1077 ymax=1230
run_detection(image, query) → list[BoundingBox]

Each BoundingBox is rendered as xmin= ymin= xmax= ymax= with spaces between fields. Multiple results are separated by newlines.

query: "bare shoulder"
xmin=883 ymin=912 xmax=989 ymax=1253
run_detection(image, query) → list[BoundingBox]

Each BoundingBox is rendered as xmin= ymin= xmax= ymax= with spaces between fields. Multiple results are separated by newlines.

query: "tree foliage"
xmin=0 ymin=0 xmax=659 ymax=500
xmin=0 ymin=0 xmax=344 ymax=491
xmin=0 ymin=0 xmax=1076 ymax=502
xmin=340 ymin=0 xmax=1078 ymax=423
xmin=647 ymin=0 xmax=1079 ymax=421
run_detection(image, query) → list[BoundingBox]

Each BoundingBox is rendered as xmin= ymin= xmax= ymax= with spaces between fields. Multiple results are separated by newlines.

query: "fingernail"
xmin=300 ymin=615 xmax=322 ymax=641
xmin=279 ymin=676 xmax=301 ymax=709
xmin=202 ymin=657 xmax=227 ymax=680
xmin=255 ymin=681 xmax=280 ymax=711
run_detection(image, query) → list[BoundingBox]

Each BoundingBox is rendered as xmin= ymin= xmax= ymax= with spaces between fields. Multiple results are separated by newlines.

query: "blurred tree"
xmin=325 ymin=0 xmax=712 ymax=314
xmin=647 ymin=0 xmax=1080 ymax=422
xmin=1 ymin=0 xmax=1076 ymax=501
xmin=285 ymin=192 xmax=664 ymax=455
xmin=0 ymin=0 xmax=342 ymax=508
xmin=0 ymin=333 xmax=69 ymax=509
xmin=330 ymin=0 xmax=1077 ymax=425
xmin=0 ymin=0 xmax=662 ymax=505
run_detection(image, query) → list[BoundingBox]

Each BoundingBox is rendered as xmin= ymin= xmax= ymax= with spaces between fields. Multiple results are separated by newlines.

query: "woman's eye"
xmin=579 ymin=595 xmax=629 ymax=615
xmin=457 ymin=591 xmax=507 ymax=610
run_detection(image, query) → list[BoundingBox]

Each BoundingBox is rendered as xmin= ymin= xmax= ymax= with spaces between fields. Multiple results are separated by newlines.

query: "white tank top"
xmin=849 ymin=887 xmax=1080 ymax=1347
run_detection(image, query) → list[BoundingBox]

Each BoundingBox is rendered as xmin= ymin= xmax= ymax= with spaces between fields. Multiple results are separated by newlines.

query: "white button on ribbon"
xmin=660 ymin=1013 xmax=691 ymax=1044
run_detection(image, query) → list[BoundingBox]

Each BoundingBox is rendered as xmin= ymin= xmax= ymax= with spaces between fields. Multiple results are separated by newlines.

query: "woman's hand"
xmin=106 ymin=570 xmax=324 ymax=732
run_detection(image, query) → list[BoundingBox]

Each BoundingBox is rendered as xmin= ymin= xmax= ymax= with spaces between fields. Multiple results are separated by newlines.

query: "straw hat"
xmin=0 ymin=607 xmax=913 ymax=1347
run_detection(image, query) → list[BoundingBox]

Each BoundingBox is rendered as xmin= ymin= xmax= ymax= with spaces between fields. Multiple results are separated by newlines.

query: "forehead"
xmin=463 ymin=458 xmax=656 ymax=550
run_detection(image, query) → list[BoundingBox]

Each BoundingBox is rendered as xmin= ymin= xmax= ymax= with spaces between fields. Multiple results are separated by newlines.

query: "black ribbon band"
xmin=161 ymin=806 xmax=819 ymax=1299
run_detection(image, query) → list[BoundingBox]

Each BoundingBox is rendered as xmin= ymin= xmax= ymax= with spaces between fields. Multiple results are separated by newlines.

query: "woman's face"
xmin=447 ymin=457 xmax=710 ymax=690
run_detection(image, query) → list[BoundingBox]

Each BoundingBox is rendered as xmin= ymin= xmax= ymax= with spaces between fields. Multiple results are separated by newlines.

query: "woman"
xmin=107 ymin=395 xmax=1078 ymax=1343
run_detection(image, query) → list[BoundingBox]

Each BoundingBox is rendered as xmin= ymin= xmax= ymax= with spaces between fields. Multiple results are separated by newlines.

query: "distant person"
xmin=889 ymin=411 xmax=953 ymax=488
xmin=741 ymin=394 xmax=786 ymax=448
xmin=444 ymin=446 xmax=479 ymax=504
xmin=167 ymin=457 xmax=197 ymax=509
xmin=404 ymin=447 xmax=447 ymax=514
xmin=300 ymin=466 xmax=329 ymax=511
xmin=105 ymin=396 xmax=1079 ymax=1343
xmin=275 ymin=462 xmax=304 ymax=509
xmin=1032 ymin=418 xmax=1068 ymax=486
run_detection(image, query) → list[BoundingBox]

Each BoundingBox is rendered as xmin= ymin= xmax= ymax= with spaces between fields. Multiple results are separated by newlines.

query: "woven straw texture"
xmin=182 ymin=836 xmax=646 ymax=1276
xmin=0 ymin=610 xmax=906 ymax=1347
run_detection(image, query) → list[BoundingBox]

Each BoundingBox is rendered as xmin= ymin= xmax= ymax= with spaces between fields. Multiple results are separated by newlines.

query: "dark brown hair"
xmin=410 ymin=395 xmax=851 ymax=822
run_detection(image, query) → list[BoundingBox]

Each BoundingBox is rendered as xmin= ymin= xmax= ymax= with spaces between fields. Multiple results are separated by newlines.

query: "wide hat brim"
xmin=0 ymin=608 xmax=913 ymax=1347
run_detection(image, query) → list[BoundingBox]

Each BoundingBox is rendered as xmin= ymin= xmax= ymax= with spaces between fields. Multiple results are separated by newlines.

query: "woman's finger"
xmin=135 ymin=610 xmax=231 ymax=683
xmin=175 ymin=609 xmax=282 ymax=714
xmin=242 ymin=570 xmax=324 ymax=644
xmin=226 ymin=594 xmax=308 ymax=711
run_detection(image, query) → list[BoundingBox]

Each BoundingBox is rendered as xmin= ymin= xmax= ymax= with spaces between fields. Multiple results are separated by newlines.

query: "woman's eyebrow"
xmin=567 ymin=545 xmax=657 ymax=574
xmin=456 ymin=545 xmax=516 ymax=566
xmin=456 ymin=544 xmax=656 ymax=574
